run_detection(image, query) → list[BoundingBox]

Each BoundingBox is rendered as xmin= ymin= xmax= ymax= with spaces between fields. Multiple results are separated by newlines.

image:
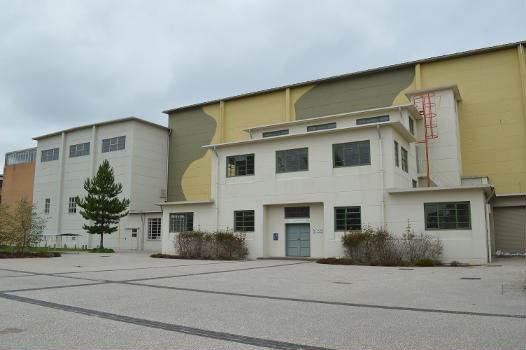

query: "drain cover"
xmin=99 ymin=255 xmax=110 ymax=257
xmin=461 ymin=277 xmax=481 ymax=280
xmin=332 ymin=281 xmax=352 ymax=285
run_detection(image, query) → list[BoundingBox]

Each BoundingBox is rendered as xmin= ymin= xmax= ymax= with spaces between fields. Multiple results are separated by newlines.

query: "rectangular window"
xmin=41 ymin=148 xmax=59 ymax=162
xmin=148 ymin=218 xmax=162 ymax=240
xmin=131 ymin=228 xmax=138 ymax=238
xmin=394 ymin=141 xmax=399 ymax=167
xmin=227 ymin=154 xmax=254 ymax=177
xmin=412 ymin=179 xmax=418 ymax=188
xmin=44 ymin=198 xmax=50 ymax=214
xmin=284 ymin=206 xmax=310 ymax=218
xmin=356 ymin=115 xmax=389 ymax=125
xmin=169 ymin=212 xmax=193 ymax=232
xmin=68 ymin=197 xmax=76 ymax=214
xmin=409 ymin=118 xmax=414 ymax=135
xmin=234 ymin=210 xmax=255 ymax=232
xmin=333 ymin=140 xmax=370 ymax=167
xmin=262 ymin=129 xmax=289 ymax=138
xmin=424 ymin=202 xmax=471 ymax=230
xmin=401 ymin=147 xmax=408 ymax=172
xmin=102 ymin=136 xmax=126 ymax=153
xmin=69 ymin=142 xmax=90 ymax=157
xmin=276 ymin=148 xmax=308 ymax=173
xmin=334 ymin=207 xmax=361 ymax=231
xmin=6 ymin=149 xmax=36 ymax=165
xmin=307 ymin=122 xmax=336 ymax=132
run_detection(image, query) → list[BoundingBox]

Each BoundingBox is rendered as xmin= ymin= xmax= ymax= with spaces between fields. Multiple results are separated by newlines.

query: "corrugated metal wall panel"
xmin=494 ymin=207 xmax=526 ymax=253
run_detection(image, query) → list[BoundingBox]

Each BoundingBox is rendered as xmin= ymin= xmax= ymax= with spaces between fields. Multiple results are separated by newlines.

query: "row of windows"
xmin=40 ymin=136 xmax=126 ymax=162
xmin=261 ymin=115 xmax=414 ymax=138
xmin=167 ymin=202 xmax=471 ymax=233
xmin=227 ymin=140 xmax=372 ymax=177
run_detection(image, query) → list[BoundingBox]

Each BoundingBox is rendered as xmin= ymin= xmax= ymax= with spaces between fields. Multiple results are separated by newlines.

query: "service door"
xmin=286 ymin=224 xmax=310 ymax=257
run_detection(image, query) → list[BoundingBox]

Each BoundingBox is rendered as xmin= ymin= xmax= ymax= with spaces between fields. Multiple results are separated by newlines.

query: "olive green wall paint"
xmin=294 ymin=67 xmax=415 ymax=120
xmin=167 ymin=108 xmax=217 ymax=201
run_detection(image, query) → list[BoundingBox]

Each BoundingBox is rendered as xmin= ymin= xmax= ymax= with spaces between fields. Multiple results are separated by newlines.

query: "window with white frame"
xmin=41 ymin=148 xmax=59 ymax=162
xmin=44 ymin=198 xmax=50 ymax=214
xmin=169 ymin=212 xmax=193 ymax=232
xmin=68 ymin=197 xmax=76 ymax=213
xmin=148 ymin=218 xmax=162 ymax=240
xmin=70 ymin=142 xmax=90 ymax=157
xmin=102 ymin=136 xmax=126 ymax=153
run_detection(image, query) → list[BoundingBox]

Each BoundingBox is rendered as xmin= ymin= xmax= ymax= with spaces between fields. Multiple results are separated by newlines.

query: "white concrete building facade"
xmin=33 ymin=117 xmax=169 ymax=251
xmin=161 ymin=86 xmax=493 ymax=264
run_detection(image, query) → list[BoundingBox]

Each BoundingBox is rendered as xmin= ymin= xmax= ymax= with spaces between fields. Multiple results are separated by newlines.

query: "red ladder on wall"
xmin=412 ymin=92 xmax=438 ymax=187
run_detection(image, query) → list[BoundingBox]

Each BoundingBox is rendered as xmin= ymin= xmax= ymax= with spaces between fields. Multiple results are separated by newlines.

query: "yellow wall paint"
xmin=420 ymin=47 xmax=525 ymax=194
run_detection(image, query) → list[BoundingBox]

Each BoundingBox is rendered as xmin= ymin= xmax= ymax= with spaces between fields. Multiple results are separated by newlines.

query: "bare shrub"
xmin=176 ymin=230 xmax=248 ymax=259
xmin=177 ymin=231 xmax=205 ymax=257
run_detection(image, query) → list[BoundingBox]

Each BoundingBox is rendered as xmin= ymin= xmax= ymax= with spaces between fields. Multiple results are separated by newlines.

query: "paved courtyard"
xmin=0 ymin=252 xmax=525 ymax=350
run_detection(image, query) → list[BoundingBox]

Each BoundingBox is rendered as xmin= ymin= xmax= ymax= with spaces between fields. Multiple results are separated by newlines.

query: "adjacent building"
xmin=32 ymin=117 xmax=169 ymax=250
xmin=161 ymin=41 xmax=526 ymax=262
xmin=1 ymin=148 xmax=36 ymax=208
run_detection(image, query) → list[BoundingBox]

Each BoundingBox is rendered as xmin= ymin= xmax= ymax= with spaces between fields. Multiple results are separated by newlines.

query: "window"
xmin=262 ymin=129 xmax=289 ymax=138
xmin=284 ymin=206 xmax=310 ymax=218
xmin=276 ymin=148 xmax=308 ymax=173
xmin=169 ymin=212 xmax=193 ymax=232
xmin=334 ymin=207 xmax=361 ymax=231
xmin=44 ymin=198 xmax=50 ymax=214
xmin=409 ymin=118 xmax=414 ymax=135
xmin=401 ymin=147 xmax=408 ymax=172
xmin=412 ymin=179 xmax=418 ymax=188
xmin=102 ymin=136 xmax=126 ymax=153
xmin=424 ymin=202 xmax=471 ymax=230
xmin=227 ymin=154 xmax=254 ymax=177
xmin=131 ymin=228 xmax=138 ymax=238
xmin=148 ymin=218 xmax=162 ymax=240
xmin=70 ymin=142 xmax=90 ymax=157
xmin=394 ymin=141 xmax=399 ymax=167
xmin=68 ymin=197 xmax=76 ymax=213
xmin=41 ymin=148 xmax=59 ymax=162
xmin=307 ymin=122 xmax=336 ymax=132
xmin=356 ymin=115 xmax=389 ymax=125
xmin=333 ymin=140 xmax=370 ymax=167
xmin=6 ymin=149 xmax=36 ymax=165
xmin=234 ymin=210 xmax=255 ymax=232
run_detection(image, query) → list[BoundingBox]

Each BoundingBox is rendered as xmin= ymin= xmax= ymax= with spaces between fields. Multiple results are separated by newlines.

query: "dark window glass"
xmin=412 ymin=179 xmax=418 ymax=188
xmin=262 ymin=129 xmax=289 ymax=138
xmin=307 ymin=122 xmax=336 ymax=132
xmin=284 ymin=207 xmax=310 ymax=218
xmin=333 ymin=140 xmax=370 ymax=167
xmin=69 ymin=142 xmax=90 ymax=158
xmin=41 ymin=148 xmax=59 ymax=162
xmin=401 ymin=147 xmax=408 ymax=172
xmin=169 ymin=212 xmax=193 ymax=232
xmin=334 ymin=207 xmax=361 ymax=231
xmin=102 ymin=136 xmax=126 ymax=153
xmin=356 ymin=115 xmax=389 ymax=125
xmin=234 ymin=210 xmax=255 ymax=232
xmin=394 ymin=141 xmax=399 ymax=167
xmin=409 ymin=118 xmax=415 ymax=135
xmin=276 ymin=148 xmax=308 ymax=173
xmin=424 ymin=202 xmax=471 ymax=230
xmin=227 ymin=154 xmax=254 ymax=177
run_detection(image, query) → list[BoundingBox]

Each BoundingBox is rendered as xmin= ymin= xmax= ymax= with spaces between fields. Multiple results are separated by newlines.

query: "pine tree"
xmin=75 ymin=160 xmax=130 ymax=249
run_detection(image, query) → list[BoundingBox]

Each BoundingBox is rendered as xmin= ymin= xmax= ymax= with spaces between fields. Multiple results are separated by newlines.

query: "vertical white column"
xmin=56 ymin=132 xmax=66 ymax=233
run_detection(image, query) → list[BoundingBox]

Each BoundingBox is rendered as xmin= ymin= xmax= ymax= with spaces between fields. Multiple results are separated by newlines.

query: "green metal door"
xmin=286 ymin=224 xmax=310 ymax=257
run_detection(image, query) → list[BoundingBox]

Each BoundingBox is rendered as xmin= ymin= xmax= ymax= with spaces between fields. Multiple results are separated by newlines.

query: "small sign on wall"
xmin=273 ymin=233 xmax=279 ymax=240
xmin=312 ymin=228 xmax=323 ymax=234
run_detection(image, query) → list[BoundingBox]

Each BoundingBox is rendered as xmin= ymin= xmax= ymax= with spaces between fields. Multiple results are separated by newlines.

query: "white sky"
xmin=0 ymin=0 xmax=524 ymax=169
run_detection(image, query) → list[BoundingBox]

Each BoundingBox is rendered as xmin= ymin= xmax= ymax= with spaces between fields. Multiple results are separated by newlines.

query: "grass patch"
xmin=415 ymin=258 xmax=435 ymax=267
xmin=150 ymin=253 xmax=243 ymax=260
xmin=0 ymin=245 xmax=88 ymax=253
xmin=316 ymin=257 xmax=354 ymax=265
xmin=88 ymin=248 xmax=115 ymax=253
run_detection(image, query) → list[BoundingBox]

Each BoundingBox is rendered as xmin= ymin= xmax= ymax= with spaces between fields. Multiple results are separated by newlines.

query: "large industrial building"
xmin=160 ymin=41 xmax=526 ymax=263
xmin=1 ymin=148 xmax=37 ymax=208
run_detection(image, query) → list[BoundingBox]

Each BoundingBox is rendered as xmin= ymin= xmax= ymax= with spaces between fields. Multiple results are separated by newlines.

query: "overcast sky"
xmin=0 ymin=0 xmax=524 ymax=169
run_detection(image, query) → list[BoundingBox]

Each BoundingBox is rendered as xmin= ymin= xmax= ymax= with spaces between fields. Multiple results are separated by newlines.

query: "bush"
xmin=89 ymin=248 xmax=115 ymax=253
xmin=415 ymin=258 xmax=435 ymax=267
xmin=341 ymin=225 xmax=442 ymax=266
xmin=175 ymin=230 xmax=248 ymax=260
xmin=150 ymin=253 xmax=180 ymax=259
